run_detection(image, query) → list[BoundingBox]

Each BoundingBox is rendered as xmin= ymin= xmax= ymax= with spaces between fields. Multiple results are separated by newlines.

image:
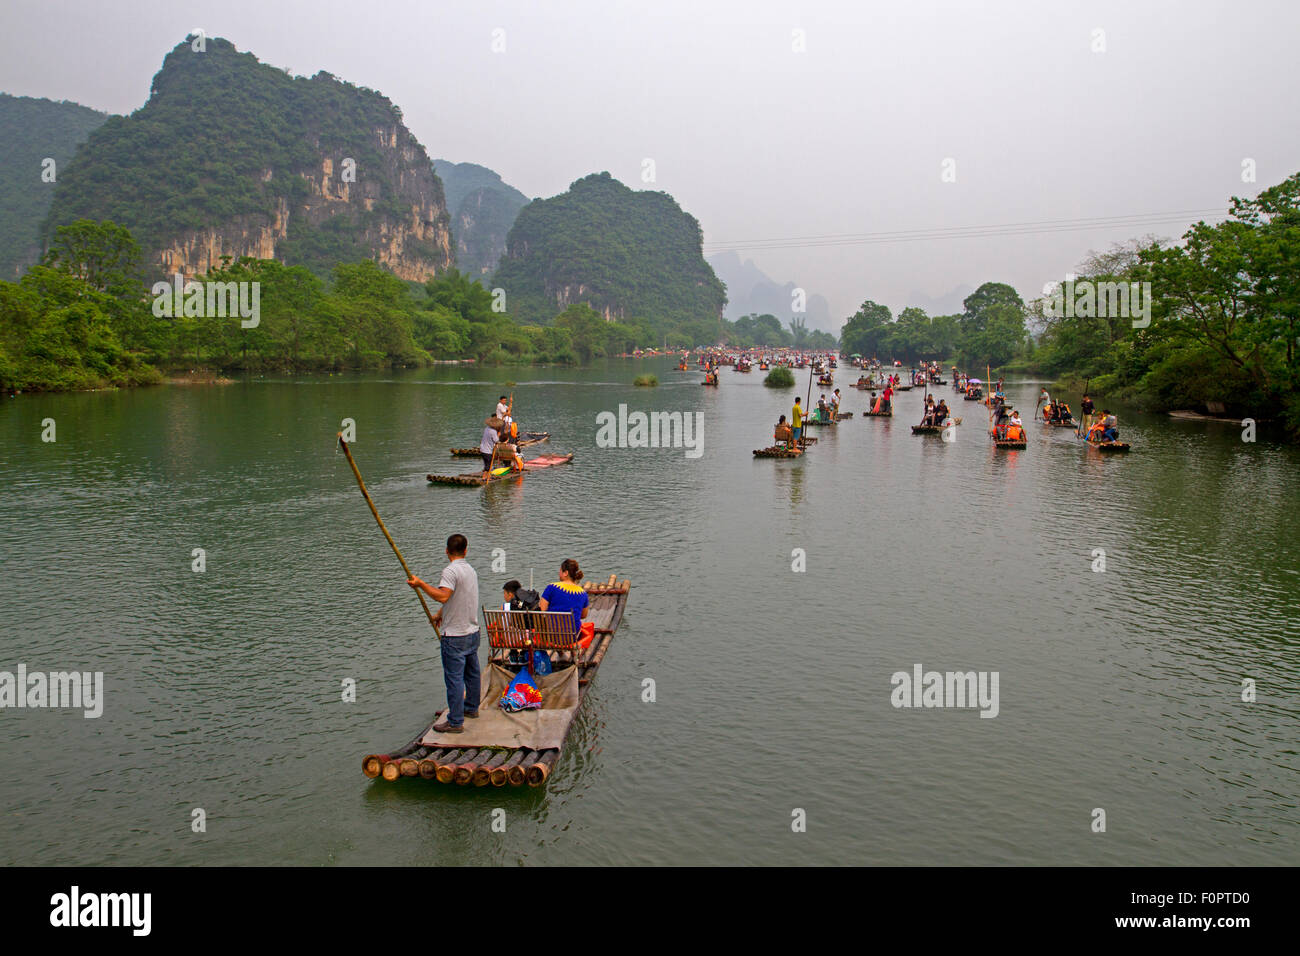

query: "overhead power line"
xmin=702 ymin=208 xmax=1229 ymax=253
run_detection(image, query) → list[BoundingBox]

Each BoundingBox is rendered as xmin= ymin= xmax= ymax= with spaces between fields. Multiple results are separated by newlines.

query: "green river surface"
xmin=1 ymin=359 xmax=1297 ymax=865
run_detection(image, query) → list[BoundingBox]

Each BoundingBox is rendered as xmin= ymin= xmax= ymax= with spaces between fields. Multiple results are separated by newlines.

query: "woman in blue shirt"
xmin=540 ymin=559 xmax=589 ymax=634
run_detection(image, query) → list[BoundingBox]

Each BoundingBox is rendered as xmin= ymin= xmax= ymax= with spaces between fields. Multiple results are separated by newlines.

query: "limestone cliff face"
xmin=158 ymin=130 xmax=453 ymax=280
xmin=45 ymin=38 xmax=452 ymax=281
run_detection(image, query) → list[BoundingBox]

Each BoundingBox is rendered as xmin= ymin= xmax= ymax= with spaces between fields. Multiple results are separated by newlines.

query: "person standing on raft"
xmin=791 ymin=397 xmax=804 ymax=444
xmin=480 ymin=417 xmax=504 ymax=480
xmin=407 ymin=534 xmax=481 ymax=734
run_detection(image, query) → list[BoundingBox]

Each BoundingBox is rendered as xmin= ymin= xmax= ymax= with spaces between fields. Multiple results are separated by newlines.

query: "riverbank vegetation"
xmin=0 ymin=220 xmax=735 ymax=392
xmin=840 ymin=172 xmax=1300 ymax=434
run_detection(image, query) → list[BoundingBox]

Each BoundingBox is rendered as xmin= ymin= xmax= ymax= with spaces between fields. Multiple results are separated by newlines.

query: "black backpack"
xmin=513 ymin=588 xmax=541 ymax=611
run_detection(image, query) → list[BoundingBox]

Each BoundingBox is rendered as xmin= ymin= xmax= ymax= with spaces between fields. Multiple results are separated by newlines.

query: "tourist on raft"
xmin=539 ymin=559 xmax=590 ymax=646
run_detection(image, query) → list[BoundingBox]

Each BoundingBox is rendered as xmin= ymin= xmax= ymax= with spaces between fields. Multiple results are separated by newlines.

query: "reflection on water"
xmin=0 ymin=360 xmax=1297 ymax=865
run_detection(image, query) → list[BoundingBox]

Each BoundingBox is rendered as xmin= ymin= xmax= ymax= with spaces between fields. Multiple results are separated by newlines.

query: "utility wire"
xmin=702 ymin=208 xmax=1228 ymax=253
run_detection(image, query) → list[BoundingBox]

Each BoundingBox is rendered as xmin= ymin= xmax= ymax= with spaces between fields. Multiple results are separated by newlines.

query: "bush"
xmin=634 ymin=374 xmax=658 ymax=387
xmin=763 ymin=366 xmax=795 ymax=388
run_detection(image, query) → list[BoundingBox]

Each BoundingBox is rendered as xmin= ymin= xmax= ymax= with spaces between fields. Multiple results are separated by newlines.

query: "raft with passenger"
xmin=427 ymin=453 xmax=575 ymax=486
xmin=361 ymin=577 xmax=631 ymax=788
xmin=450 ymin=432 xmax=550 ymax=456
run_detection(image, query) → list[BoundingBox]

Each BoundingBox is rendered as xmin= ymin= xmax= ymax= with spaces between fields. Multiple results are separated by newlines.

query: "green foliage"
xmin=764 ymin=366 xmax=796 ymax=388
xmin=491 ymin=172 xmax=726 ymax=345
xmin=0 ymin=94 xmax=110 ymax=280
xmin=1031 ymin=171 xmax=1300 ymax=433
xmin=839 ymin=300 xmax=893 ymax=359
xmin=634 ymin=374 xmax=658 ymax=387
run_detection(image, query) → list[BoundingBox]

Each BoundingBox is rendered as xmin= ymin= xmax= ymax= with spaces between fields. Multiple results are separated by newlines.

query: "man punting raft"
xmin=429 ymin=396 xmax=575 ymax=486
xmin=702 ymin=368 xmax=720 ymax=386
xmin=366 ymin=546 xmax=632 ymax=788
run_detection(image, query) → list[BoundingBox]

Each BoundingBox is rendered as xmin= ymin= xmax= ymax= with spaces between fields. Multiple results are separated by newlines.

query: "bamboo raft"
xmin=450 ymin=433 xmax=550 ymax=456
xmin=1041 ymin=420 xmax=1076 ymax=429
xmin=1088 ymin=440 xmax=1131 ymax=452
xmin=911 ymin=424 xmax=944 ymax=434
xmin=835 ymin=412 xmax=854 ymax=420
xmin=754 ymin=445 xmax=803 ymax=458
xmin=994 ymin=439 xmax=1027 ymax=450
xmin=804 ymin=417 xmax=837 ymax=427
xmin=362 ymin=577 xmax=631 ymax=788
xmin=427 ymin=453 xmax=574 ymax=486
xmin=862 ymin=408 xmax=893 ymax=417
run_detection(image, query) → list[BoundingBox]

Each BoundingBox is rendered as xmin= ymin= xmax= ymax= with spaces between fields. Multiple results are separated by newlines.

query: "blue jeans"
xmin=440 ymin=631 xmax=481 ymax=726
xmin=1103 ymin=427 xmax=1118 ymax=442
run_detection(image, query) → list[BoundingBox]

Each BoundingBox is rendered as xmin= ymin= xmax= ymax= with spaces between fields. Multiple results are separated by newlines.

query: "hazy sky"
xmin=3 ymin=0 xmax=1297 ymax=326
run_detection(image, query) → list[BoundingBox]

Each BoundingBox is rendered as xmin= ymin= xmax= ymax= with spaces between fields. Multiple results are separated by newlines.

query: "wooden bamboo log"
xmin=400 ymin=746 xmax=432 ymax=777
xmin=418 ymin=754 xmax=440 ymax=779
xmin=434 ymin=749 xmax=465 ymax=784
xmin=588 ymin=634 xmax=614 ymax=670
xmin=474 ymin=751 xmax=510 ymax=787
xmin=361 ymin=731 xmax=427 ymax=778
xmin=381 ymin=759 xmax=401 ymax=782
xmin=525 ymin=750 xmax=559 ymax=787
xmin=507 ymin=750 xmax=534 ymax=786
xmin=453 ymin=749 xmax=484 ymax=785
xmin=492 ymin=750 xmax=527 ymax=787
xmin=606 ymin=573 xmax=616 ymax=586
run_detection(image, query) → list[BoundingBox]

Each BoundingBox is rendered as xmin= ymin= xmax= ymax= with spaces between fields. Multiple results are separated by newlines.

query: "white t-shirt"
xmin=438 ymin=558 xmax=480 ymax=637
xmin=495 ymin=402 xmax=509 ymax=419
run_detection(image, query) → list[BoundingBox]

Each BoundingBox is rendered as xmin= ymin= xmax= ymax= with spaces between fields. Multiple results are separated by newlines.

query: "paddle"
xmin=1075 ymin=378 xmax=1091 ymax=438
xmin=338 ymin=435 xmax=441 ymax=639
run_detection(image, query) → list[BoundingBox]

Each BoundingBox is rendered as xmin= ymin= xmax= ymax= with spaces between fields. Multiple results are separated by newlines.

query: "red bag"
xmin=577 ymin=621 xmax=596 ymax=651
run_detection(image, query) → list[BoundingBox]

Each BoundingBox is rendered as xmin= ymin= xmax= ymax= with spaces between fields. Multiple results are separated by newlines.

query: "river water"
xmin=1 ymin=360 xmax=1297 ymax=865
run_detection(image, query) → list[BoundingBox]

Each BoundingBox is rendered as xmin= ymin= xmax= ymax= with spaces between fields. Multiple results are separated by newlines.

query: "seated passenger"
xmin=1101 ymin=410 xmax=1119 ymax=442
xmin=540 ymin=559 xmax=591 ymax=648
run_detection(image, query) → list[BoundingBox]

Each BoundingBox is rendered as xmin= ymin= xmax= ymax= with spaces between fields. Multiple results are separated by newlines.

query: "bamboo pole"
xmin=474 ymin=752 xmax=509 ymax=787
xmin=381 ymin=760 xmax=401 ymax=782
xmin=507 ymin=751 xmax=534 ymax=786
xmin=525 ymin=750 xmax=559 ymax=787
xmin=492 ymin=751 xmax=527 ymax=787
xmin=338 ymin=436 xmax=441 ymax=639
xmin=454 ymin=750 xmax=485 ymax=786
xmin=434 ymin=750 xmax=465 ymax=784
xmin=399 ymin=747 xmax=432 ymax=777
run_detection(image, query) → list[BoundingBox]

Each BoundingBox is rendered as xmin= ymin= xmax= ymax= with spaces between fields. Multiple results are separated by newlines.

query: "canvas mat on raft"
xmin=421 ymin=662 xmax=580 ymax=750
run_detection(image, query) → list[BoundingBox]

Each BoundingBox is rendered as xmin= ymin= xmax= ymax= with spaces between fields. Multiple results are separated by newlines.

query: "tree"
xmin=553 ymin=303 xmax=607 ymax=362
xmin=839 ymin=299 xmax=892 ymax=358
